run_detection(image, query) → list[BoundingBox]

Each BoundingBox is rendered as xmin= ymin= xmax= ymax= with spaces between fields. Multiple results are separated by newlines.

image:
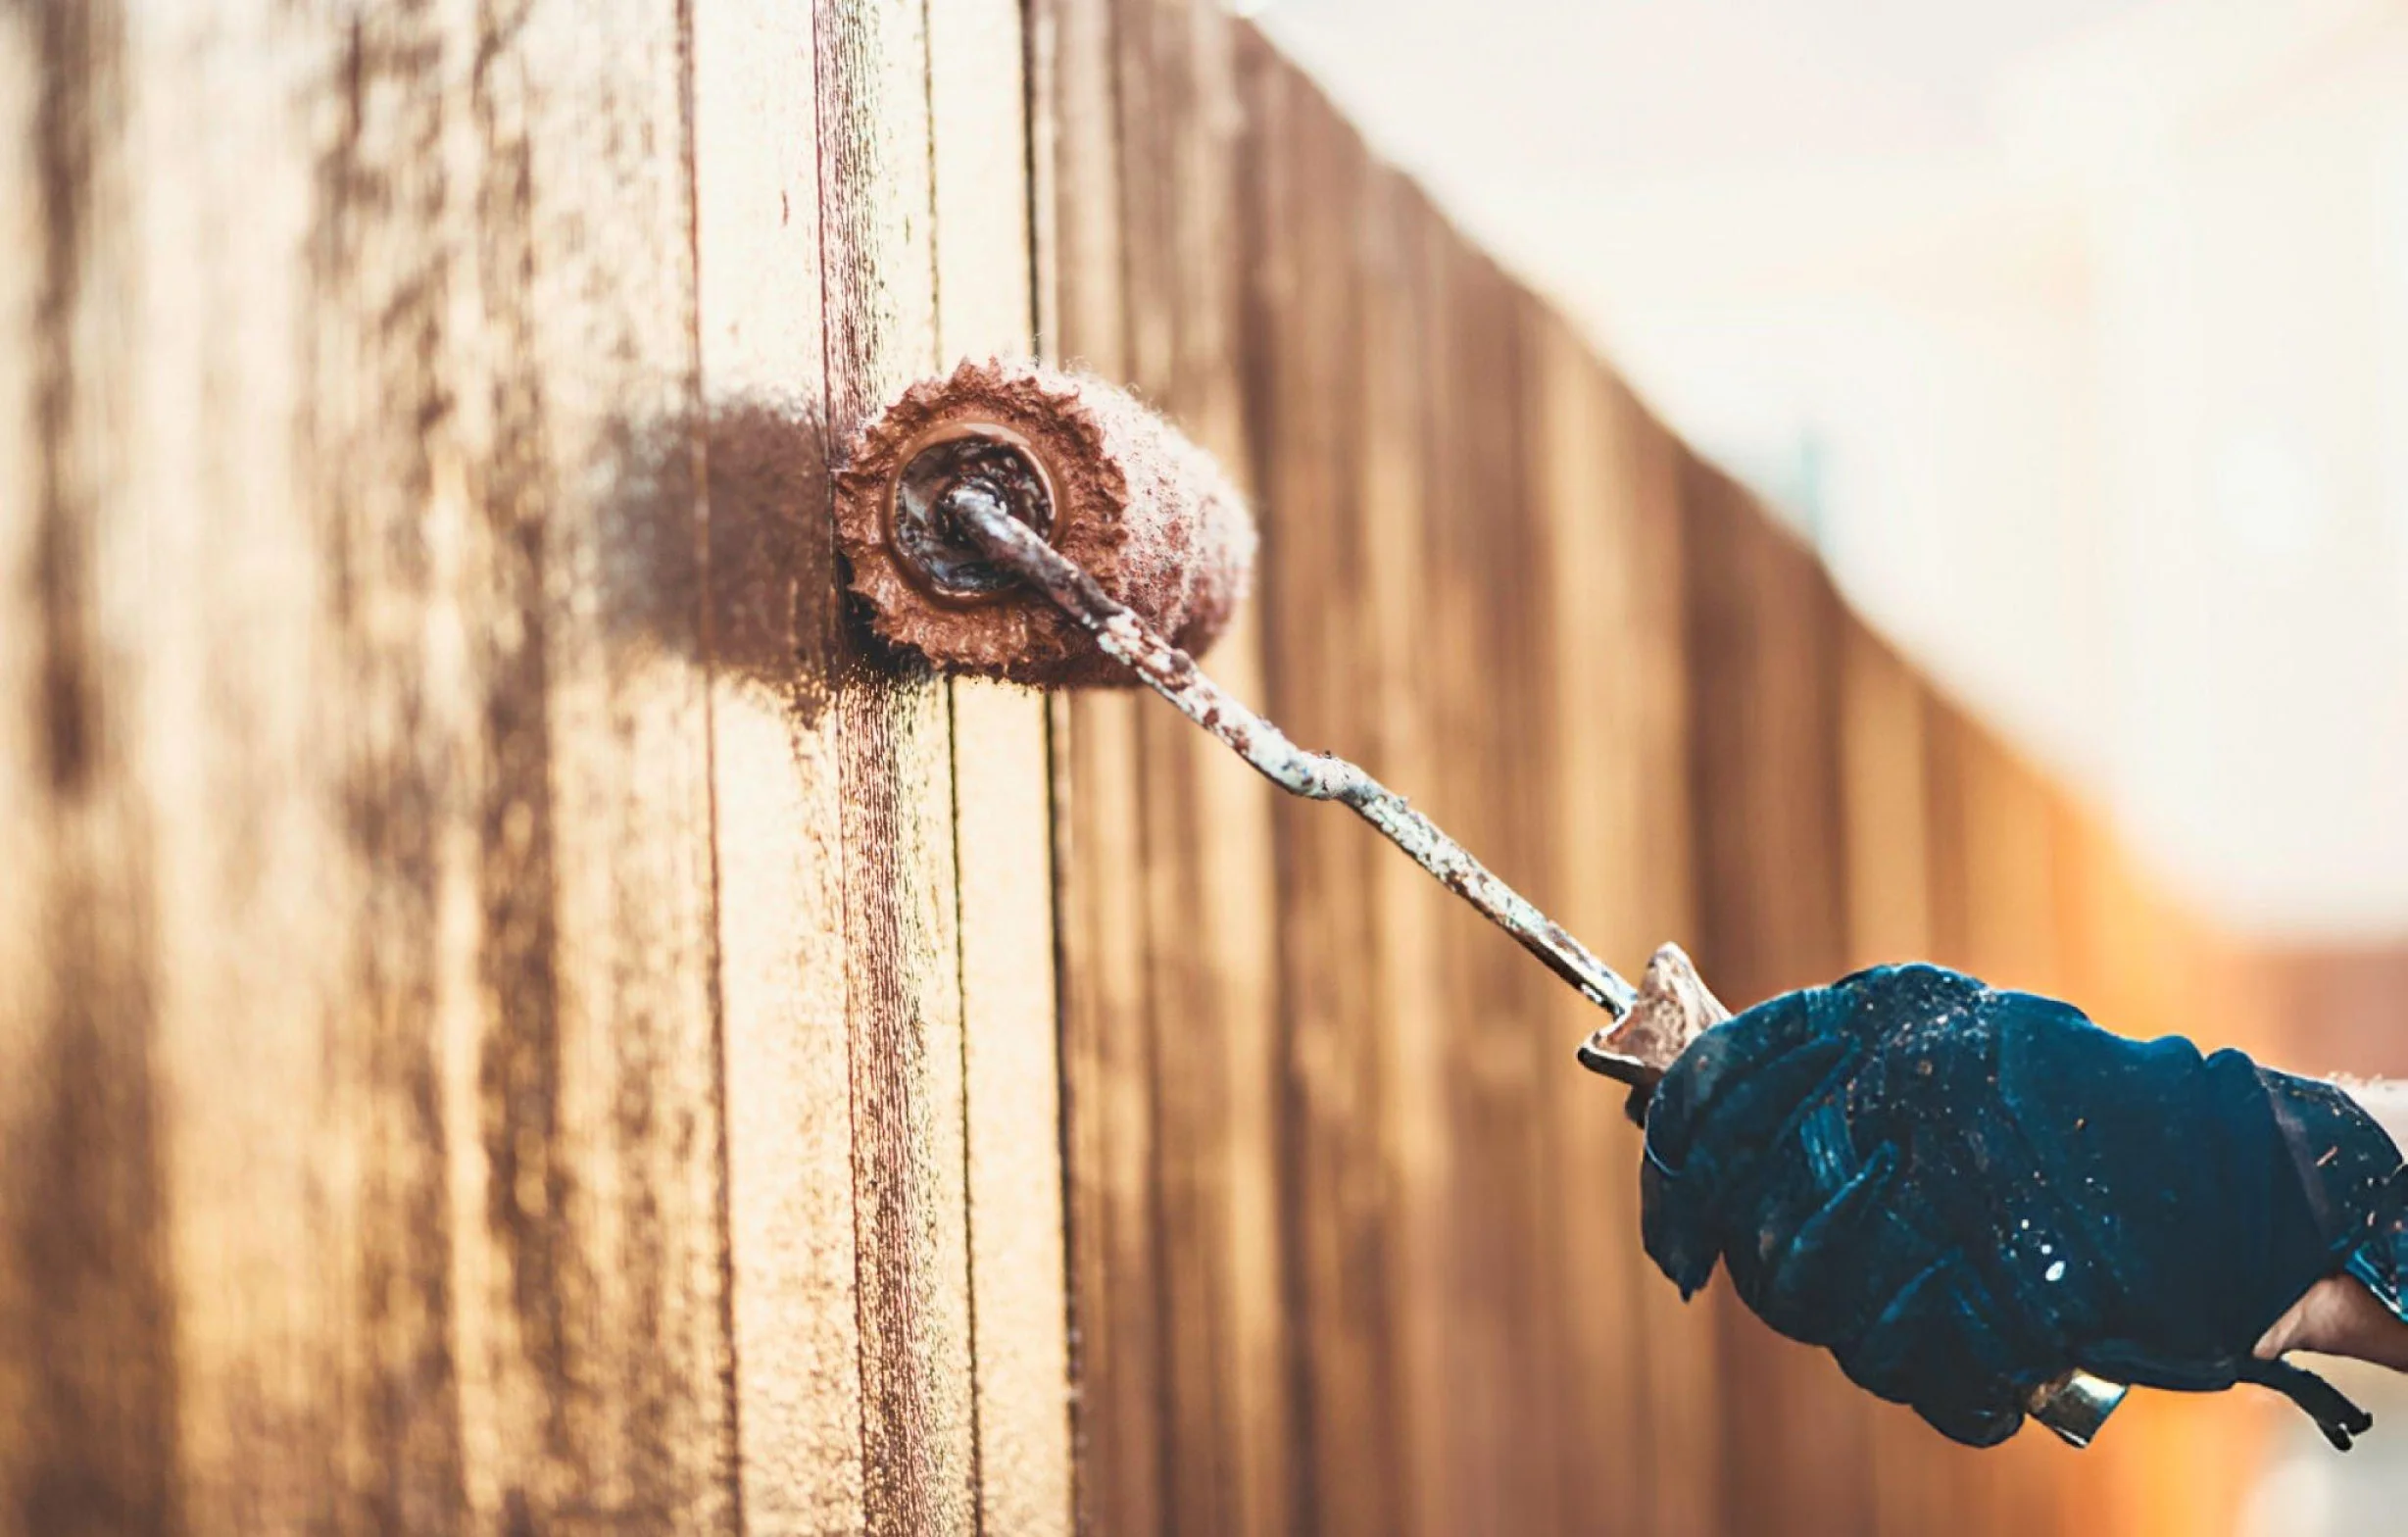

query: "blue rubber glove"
xmin=1639 ymin=964 xmax=2408 ymax=1449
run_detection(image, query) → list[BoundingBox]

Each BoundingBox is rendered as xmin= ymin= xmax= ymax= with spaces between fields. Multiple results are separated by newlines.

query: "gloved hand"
xmin=1639 ymin=964 xmax=2408 ymax=1449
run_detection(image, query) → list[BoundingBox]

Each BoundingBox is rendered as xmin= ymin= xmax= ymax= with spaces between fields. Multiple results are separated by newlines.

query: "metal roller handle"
xmin=940 ymin=472 xmax=2126 ymax=1451
xmin=942 ymin=478 xmax=1639 ymax=1021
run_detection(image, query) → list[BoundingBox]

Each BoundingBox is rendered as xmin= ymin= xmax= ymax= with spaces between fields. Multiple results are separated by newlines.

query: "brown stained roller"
xmin=834 ymin=358 xmax=1256 ymax=685
xmin=840 ymin=361 xmax=1654 ymax=1064
xmin=841 ymin=362 xmax=1645 ymax=1032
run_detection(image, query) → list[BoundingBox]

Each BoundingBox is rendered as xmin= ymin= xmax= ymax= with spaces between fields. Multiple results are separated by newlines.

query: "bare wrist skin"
xmin=2257 ymin=1079 xmax=2408 ymax=1372
xmin=2258 ymin=1275 xmax=2408 ymax=1371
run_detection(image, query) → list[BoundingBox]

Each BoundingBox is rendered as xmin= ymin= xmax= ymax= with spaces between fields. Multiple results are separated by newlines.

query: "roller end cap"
xmin=834 ymin=359 xmax=1255 ymax=687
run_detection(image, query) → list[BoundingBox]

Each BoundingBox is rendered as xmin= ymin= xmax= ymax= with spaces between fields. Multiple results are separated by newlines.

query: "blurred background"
xmin=1262 ymin=0 xmax=2408 ymax=941
xmin=1252 ymin=2 xmax=2408 ymax=1529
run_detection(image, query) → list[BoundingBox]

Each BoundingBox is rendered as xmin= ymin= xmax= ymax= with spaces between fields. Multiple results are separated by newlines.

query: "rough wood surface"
xmin=3 ymin=3 xmax=2302 ymax=1533
xmin=1244 ymin=50 xmax=1400 ymax=1537
xmin=813 ymin=0 xmax=978 ymax=1529
xmin=691 ymin=0 xmax=865 ymax=1528
xmin=1351 ymin=142 xmax=1454 ymax=1537
xmin=0 ymin=0 xmax=1065 ymax=1529
xmin=0 ymin=1 xmax=740 ymax=1529
xmin=926 ymin=0 xmax=1076 ymax=1527
xmin=1117 ymin=9 xmax=1293 ymax=1537
xmin=1427 ymin=237 xmax=1566 ymax=1533
xmin=1029 ymin=3 xmax=1169 ymax=1533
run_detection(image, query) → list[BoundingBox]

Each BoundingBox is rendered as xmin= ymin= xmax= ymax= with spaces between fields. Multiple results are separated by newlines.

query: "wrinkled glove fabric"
xmin=1639 ymin=965 xmax=2408 ymax=1449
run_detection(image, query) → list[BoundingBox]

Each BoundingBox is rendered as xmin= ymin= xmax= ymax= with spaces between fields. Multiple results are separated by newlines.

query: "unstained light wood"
xmin=928 ymin=0 xmax=1076 ymax=1527
xmin=693 ymin=0 xmax=864 ymax=1528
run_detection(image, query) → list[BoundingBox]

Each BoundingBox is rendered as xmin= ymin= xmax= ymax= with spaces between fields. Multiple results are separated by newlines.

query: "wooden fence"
xmin=0 ymin=0 xmax=2294 ymax=1532
xmin=1040 ymin=8 xmax=2280 ymax=1535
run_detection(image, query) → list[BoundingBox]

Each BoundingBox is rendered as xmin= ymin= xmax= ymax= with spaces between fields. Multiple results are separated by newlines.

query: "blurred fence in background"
xmin=1045 ymin=5 xmax=2296 ymax=1532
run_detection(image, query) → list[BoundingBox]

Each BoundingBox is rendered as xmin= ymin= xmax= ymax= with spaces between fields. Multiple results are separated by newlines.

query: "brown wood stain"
xmin=0 ymin=0 xmax=2312 ymax=1531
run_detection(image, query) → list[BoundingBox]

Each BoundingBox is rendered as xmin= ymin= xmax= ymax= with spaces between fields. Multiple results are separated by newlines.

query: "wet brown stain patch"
xmin=594 ymin=397 xmax=835 ymax=717
xmin=699 ymin=396 xmax=835 ymax=716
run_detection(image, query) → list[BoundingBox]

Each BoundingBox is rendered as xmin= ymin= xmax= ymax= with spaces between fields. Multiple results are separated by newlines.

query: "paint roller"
xmin=832 ymin=358 xmax=2124 ymax=1447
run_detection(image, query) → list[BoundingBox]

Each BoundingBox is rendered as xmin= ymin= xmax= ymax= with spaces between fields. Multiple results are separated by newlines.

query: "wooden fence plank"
xmin=1681 ymin=457 xmax=1873 ymax=1536
xmin=1028 ymin=1 xmax=1172 ymax=1532
xmin=0 ymin=6 xmax=182 ymax=1529
xmin=1425 ymin=243 xmax=1569 ymax=1533
xmin=690 ymin=0 xmax=864 ymax=1525
xmin=0 ymin=27 xmax=47 ymax=1524
xmin=454 ymin=6 xmax=737 ymax=1519
xmin=1243 ymin=53 xmax=1402 ymax=1537
xmin=1954 ymin=720 xmax=2064 ymax=996
xmin=812 ymin=0 xmax=977 ymax=1528
xmin=1116 ymin=8 xmax=1291 ymax=1536
xmin=1613 ymin=398 xmax=1731 ymax=1537
xmin=1050 ymin=693 xmax=1162 ymax=1537
xmin=946 ymin=680 xmax=1071 ymax=1536
xmin=925 ymin=0 xmax=1076 ymax=1528
xmin=270 ymin=12 xmax=476 ymax=1525
xmin=1351 ymin=161 xmax=1453 ymax=1537
xmin=0 ymin=1 xmax=744 ymax=1531
xmin=1527 ymin=317 xmax=1673 ymax=1537
xmin=1842 ymin=627 xmax=1936 ymax=968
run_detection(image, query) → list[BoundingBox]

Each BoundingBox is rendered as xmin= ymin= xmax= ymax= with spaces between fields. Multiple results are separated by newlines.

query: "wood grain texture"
xmin=1613 ymin=401 xmax=1734 ymax=1537
xmin=1027 ymin=3 xmax=1169 ymax=1533
xmin=1350 ymin=152 xmax=1453 ymax=1537
xmin=1424 ymin=240 xmax=1566 ymax=1534
xmin=1049 ymin=687 xmax=1162 ymax=1537
xmin=812 ymin=0 xmax=977 ymax=1530
xmin=441 ymin=5 xmax=737 ymax=1520
xmin=0 ymin=5 xmax=181 ymax=1530
xmin=1528 ymin=319 xmax=1711 ymax=1537
xmin=1243 ymin=48 xmax=1401 ymax=1537
xmin=926 ymin=0 xmax=1075 ymax=1527
xmin=1117 ymin=9 xmax=1292 ymax=1537
xmin=691 ymin=0 xmax=862 ymax=1525
xmin=3 ymin=1 xmax=2326 ymax=1531
xmin=0 ymin=0 xmax=741 ymax=1531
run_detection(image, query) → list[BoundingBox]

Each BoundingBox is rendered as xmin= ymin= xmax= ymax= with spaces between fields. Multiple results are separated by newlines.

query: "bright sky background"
xmin=1258 ymin=0 xmax=2408 ymax=941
